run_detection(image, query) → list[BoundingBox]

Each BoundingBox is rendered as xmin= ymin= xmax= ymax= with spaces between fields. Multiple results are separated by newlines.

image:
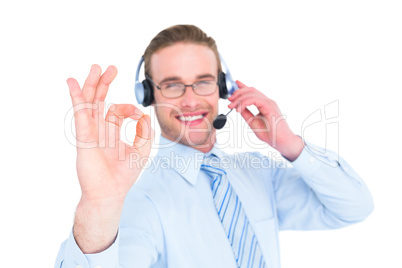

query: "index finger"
xmin=229 ymin=80 xmax=251 ymax=100
xmin=236 ymin=80 xmax=248 ymax=88
xmin=130 ymin=114 xmax=154 ymax=158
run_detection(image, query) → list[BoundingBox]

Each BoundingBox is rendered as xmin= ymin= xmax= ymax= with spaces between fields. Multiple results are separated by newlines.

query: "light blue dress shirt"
xmin=55 ymin=136 xmax=373 ymax=268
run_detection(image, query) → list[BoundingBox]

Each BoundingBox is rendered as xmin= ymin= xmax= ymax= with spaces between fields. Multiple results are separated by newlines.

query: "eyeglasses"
xmin=146 ymin=74 xmax=218 ymax=99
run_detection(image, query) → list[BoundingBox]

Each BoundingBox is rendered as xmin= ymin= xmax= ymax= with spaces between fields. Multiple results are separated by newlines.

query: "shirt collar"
xmin=156 ymin=135 xmax=227 ymax=186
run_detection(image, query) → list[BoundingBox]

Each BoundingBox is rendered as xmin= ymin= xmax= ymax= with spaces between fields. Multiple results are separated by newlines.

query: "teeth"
xmin=178 ymin=114 xmax=204 ymax=122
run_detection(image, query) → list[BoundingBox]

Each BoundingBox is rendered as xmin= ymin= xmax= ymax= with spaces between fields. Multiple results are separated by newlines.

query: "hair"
xmin=143 ymin=24 xmax=221 ymax=77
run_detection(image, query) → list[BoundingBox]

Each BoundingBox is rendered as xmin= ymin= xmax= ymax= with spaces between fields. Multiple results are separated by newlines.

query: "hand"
xmin=228 ymin=81 xmax=304 ymax=161
xmin=68 ymin=64 xmax=153 ymax=203
xmin=67 ymin=65 xmax=154 ymax=253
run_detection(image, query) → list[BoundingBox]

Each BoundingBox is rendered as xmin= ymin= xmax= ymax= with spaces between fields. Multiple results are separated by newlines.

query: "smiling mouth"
xmin=176 ymin=113 xmax=207 ymax=123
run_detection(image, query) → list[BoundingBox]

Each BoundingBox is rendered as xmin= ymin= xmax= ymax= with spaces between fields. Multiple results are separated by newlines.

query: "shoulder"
xmin=126 ymin=153 xmax=187 ymax=207
xmin=129 ymin=155 xmax=174 ymax=191
xmin=221 ymin=150 xmax=288 ymax=171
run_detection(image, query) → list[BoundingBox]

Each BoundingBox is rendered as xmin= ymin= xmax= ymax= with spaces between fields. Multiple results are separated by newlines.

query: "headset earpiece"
xmin=218 ymin=72 xmax=229 ymax=99
xmin=134 ymin=57 xmax=154 ymax=107
xmin=141 ymin=79 xmax=154 ymax=107
xmin=219 ymin=55 xmax=239 ymax=97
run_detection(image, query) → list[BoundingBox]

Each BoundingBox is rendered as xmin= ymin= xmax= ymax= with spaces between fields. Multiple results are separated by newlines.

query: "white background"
xmin=1 ymin=0 xmax=401 ymax=267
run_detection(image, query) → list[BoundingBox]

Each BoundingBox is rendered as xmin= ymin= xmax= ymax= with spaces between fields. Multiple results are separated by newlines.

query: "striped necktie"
xmin=201 ymin=155 xmax=266 ymax=268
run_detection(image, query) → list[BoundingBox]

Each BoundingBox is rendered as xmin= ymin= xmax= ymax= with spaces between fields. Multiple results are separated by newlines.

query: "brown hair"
xmin=143 ymin=24 xmax=221 ymax=77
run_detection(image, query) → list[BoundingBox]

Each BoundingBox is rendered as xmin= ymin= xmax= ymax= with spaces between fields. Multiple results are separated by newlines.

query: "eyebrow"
xmin=159 ymin=74 xmax=216 ymax=84
xmin=159 ymin=76 xmax=181 ymax=84
xmin=196 ymin=74 xmax=216 ymax=80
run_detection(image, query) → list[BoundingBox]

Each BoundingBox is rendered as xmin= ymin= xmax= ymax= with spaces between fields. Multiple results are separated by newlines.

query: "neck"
xmin=161 ymin=132 xmax=216 ymax=153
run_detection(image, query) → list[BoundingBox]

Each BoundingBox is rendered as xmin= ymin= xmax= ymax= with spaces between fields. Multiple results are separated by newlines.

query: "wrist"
xmin=79 ymin=192 xmax=127 ymax=208
xmin=74 ymin=195 xmax=126 ymax=254
xmin=276 ymin=135 xmax=305 ymax=162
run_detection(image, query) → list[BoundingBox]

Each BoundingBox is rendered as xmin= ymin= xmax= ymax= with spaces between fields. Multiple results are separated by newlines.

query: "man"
xmin=55 ymin=25 xmax=373 ymax=268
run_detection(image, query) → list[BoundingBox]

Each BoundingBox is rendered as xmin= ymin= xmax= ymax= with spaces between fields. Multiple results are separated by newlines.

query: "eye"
xmin=198 ymin=80 xmax=214 ymax=85
xmin=163 ymin=83 xmax=182 ymax=90
xmin=197 ymin=80 xmax=213 ymax=85
xmin=195 ymin=80 xmax=215 ymax=89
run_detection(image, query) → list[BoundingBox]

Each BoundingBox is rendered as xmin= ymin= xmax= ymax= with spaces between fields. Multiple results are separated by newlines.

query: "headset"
xmin=134 ymin=54 xmax=238 ymax=107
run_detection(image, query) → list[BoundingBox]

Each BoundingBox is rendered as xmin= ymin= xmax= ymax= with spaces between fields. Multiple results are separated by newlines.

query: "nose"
xmin=180 ymin=85 xmax=200 ymax=108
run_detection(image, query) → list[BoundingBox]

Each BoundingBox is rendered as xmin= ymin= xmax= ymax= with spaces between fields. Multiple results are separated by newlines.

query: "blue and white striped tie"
xmin=201 ymin=157 xmax=266 ymax=268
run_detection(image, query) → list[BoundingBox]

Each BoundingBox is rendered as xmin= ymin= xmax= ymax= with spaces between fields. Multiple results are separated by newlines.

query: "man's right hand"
xmin=67 ymin=64 xmax=153 ymax=253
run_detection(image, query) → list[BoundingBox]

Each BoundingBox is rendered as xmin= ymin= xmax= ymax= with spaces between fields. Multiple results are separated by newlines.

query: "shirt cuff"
xmin=61 ymin=230 xmax=119 ymax=268
xmin=291 ymin=140 xmax=340 ymax=176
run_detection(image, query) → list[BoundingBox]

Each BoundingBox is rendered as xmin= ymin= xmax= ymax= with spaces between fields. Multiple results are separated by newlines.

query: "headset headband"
xmin=134 ymin=57 xmax=145 ymax=104
xmin=219 ymin=54 xmax=238 ymax=95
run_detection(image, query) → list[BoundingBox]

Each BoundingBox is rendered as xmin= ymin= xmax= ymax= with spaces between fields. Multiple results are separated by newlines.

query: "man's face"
xmin=150 ymin=42 xmax=220 ymax=152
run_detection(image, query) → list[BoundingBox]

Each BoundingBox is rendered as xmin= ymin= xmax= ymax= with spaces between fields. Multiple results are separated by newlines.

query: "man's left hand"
xmin=228 ymin=81 xmax=304 ymax=161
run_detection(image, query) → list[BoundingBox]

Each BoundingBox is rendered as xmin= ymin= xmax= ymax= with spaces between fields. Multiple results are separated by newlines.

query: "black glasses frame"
xmin=145 ymin=74 xmax=218 ymax=99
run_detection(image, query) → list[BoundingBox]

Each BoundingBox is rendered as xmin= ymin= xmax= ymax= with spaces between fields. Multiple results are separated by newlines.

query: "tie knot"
xmin=201 ymin=154 xmax=226 ymax=180
xmin=203 ymin=153 xmax=221 ymax=168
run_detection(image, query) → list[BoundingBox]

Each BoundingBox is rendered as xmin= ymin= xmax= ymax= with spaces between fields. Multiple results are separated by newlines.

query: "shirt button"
xmin=75 ymin=265 xmax=83 ymax=268
xmin=94 ymin=266 xmax=102 ymax=268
